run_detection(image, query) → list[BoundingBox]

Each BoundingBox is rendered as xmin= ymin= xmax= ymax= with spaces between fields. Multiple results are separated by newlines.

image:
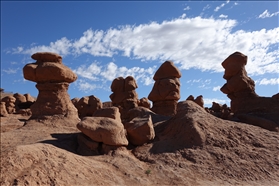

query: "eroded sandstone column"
xmin=23 ymin=52 xmax=79 ymax=126
xmin=148 ymin=61 xmax=181 ymax=116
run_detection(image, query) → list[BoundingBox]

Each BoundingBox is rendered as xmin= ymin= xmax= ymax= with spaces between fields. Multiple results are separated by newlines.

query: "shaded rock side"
xmin=124 ymin=115 xmax=155 ymax=146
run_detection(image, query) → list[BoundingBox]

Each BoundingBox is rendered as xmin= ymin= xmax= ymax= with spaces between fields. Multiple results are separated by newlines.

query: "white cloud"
xmin=75 ymin=79 xmax=103 ymax=92
xmin=258 ymin=78 xmax=279 ymax=85
xmin=12 ymin=15 xmax=279 ymax=76
xmin=213 ymin=86 xmax=221 ymax=91
xmin=219 ymin=14 xmax=228 ymax=18
xmin=73 ymin=61 xmax=157 ymax=92
xmin=203 ymin=98 xmax=228 ymax=105
xmin=184 ymin=6 xmax=190 ymax=11
xmin=214 ymin=0 xmax=230 ymax=12
xmin=2 ymin=68 xmax=19 ymax=74
xmin=203 ymin=4 xmax=210 ymax=11
xmin=258 ymin=10 xmax=279 ymax=19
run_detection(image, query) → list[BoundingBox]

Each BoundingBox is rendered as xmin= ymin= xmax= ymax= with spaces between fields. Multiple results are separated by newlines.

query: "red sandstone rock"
xmin=93 ymin=107 xmax=121 ymax=123
xmin=77 ymin=117 xmax=128 ymax=146
xmin=23 ymin=52 xmax=79 ymax=127
xmin=75 ymin=95 xmax=102 ymax=119
xmin=148 ymin=61 xmax=181 ymax=116
xmin=1 ymin=96 xmax=16 ymax=114
xmin=24 ymin=93 xmax=36 ymax=102
xmin=194 ymin=95 xmax=204 ymax=108
xmin=138 ymin=97 xmax=151 ymax=109
xmin=124 ymin=115 xmax=155 ymax=146
xmin=186 ymin=95 xmax=194 ymax=101
xmin=0 ymin=102 xmax=8 ymax=117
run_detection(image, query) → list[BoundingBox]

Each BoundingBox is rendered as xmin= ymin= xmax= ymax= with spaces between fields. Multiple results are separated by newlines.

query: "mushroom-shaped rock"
xmin=124 ymin=115 xmax=155 ymax=146
xmin=148 ymin=61 xmax=181 ymax=116
xmin=23 ymin=52 xmax=79 ymax=126
xmin=23 ymin=52 xmax=77 ymax=83
xmin=77 ymin=117 xmax=128 ymax=146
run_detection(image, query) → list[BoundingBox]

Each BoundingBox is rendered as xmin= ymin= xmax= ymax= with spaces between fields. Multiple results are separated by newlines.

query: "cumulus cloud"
xmin=73 ymin=61 xmax=157 ymax=89
xmin=258 ymin=78 xmax=279 ymax=85
xmin=75 ymin=79 xmax=103 ymax=92
xmin=258 ymin=10 xmax=279 ymax=19
xmin=11 ymin=15 xmax=279 ymax=76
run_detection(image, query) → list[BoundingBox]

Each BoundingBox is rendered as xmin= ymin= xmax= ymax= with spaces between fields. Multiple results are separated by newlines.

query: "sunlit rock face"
xmin=220 ymin=51 xmax=279 ymax=132
xmin=148 ymin=61 xmax=181 ymax=116
xmin=23 ymin=52 xmax=79 ymax=126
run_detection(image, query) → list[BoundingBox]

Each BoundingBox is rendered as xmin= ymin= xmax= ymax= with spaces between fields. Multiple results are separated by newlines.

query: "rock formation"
xmin=75 ymin=95 xmax=102 ymax=119
xmin=0 ymin=102 xmax=8 ymax=117
xmin=1 ymin=96 xmax=16 ymax=114
xmin=138 ymin=97 xmax=151 ymax=109
xmin=23 ymin=52 xmax=79 ymax=126
xmin=148 ymin=61 xmax=181 ymax=116
xmin=186 ymin=95 xmax=204 ymax=108
xmin=220 ymin=52 xmax=279 ymax=131
xmin=110 ymin=76 xmax=139 ymax=120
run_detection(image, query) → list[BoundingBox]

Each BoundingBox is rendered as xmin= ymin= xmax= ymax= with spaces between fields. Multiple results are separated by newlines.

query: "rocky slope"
xmin=1 ymin=101 xmax=279 ymax=186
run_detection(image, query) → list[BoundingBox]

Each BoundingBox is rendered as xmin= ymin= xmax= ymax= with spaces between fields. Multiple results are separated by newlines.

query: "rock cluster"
xmin=205 ymin=102 xmax=232 ymax=120
xmin=148 ymin=61 xmax=181 ymax=116
xmin=186 ymin=95 xmax=204 ymax=108
xmin=220 ymin=52 xmax=279 ymax=131
xmin=23 ymin=52 xmax=79 ymax=126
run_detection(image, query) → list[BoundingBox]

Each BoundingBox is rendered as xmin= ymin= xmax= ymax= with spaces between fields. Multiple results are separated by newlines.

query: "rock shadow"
xmin=39 ymin=133 xmax=79 ymax=154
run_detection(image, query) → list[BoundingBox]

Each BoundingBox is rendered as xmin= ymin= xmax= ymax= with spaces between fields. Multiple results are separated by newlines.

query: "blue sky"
xmin=1 ymin=1 xmax=279 ymax=107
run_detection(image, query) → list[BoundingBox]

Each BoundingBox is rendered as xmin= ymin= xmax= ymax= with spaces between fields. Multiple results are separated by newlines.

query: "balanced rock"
xmin=77 ymin=117 xmax=128 ymax=146
xmin=75 ymin=95 xmax=102 ymax=119
xmin=124 ymin=115 xmax=155 ymax=146
xmin=23 ymin=52 xmax=79 ymax=126
xmin=148 ymin=61 xmax=181 ymax=116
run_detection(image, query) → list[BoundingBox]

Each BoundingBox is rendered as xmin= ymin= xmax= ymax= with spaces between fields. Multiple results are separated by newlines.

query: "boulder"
xmin=124 ymin=115 xmax=155 ymax=146
xmin=1 ymin=96 xmax=16 ymax=114
xmin=93 ymin=107 xmax=121 ymax=123
xmin=77 ymin=117 xmax=128 ymax=146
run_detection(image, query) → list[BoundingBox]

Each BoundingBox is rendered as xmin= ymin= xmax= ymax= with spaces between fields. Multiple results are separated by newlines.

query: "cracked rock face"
xmin=23 ymin=52 xmax=79 ymax=126
xmin=148 ymin=61 xmax=181 ymax=116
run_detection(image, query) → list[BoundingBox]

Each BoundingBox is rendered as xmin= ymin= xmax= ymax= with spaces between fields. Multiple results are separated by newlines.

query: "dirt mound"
xmin=1 ymin=101 xmax=279 ymax=185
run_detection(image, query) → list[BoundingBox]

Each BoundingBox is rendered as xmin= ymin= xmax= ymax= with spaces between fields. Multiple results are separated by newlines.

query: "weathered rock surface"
xmin=75 ymin=95 xmax=102 ymax=119
xmin=124 ymin=115 xmax=155 ymax=146
xmin=23 ymin=52 xmax=79 ymax=127
xmin=1 ymin=95 xmax=16 ymax=114
xmin=138 ymin=97 xmax=151 ymax=109
xmin=77 ymin=117 xmax=128 ymax=146
xmin=220 ymin=52 xmax=279 ymax=131
xmin=0 ymin=102 xmax=8 ymax=117
xmin=148 ymin=61 xmax=181 ymax=116
xmin=93 ymin=107 xmax=121 ymax=123
xmin=110 ymin=76 xmax=139 ymax=120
